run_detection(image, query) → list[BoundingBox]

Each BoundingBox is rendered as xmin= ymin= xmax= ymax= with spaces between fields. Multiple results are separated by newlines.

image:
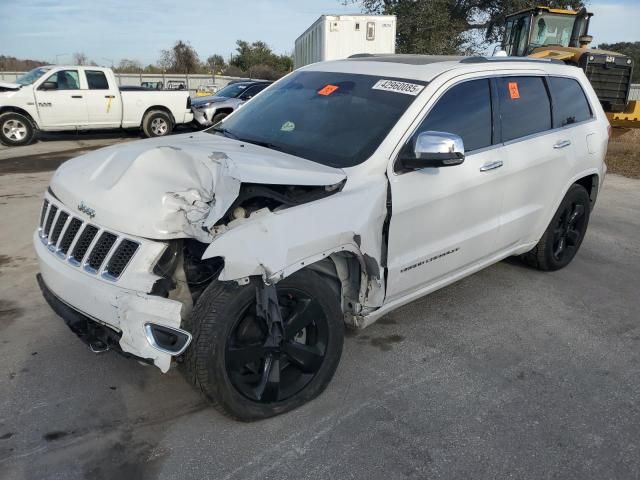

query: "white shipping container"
xmin=294 ymin=15 xmax=397 ymax=69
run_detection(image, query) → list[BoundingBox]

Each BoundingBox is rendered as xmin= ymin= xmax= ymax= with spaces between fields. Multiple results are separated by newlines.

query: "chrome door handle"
xmin=480 ymin=160 xmax=503 ymax=172
xmin=553 ymin=139 xmax=571 ymax=149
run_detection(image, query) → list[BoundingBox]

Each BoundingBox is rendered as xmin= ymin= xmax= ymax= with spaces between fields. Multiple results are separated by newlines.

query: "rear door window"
xmin=497 ymin=76 xmax=552 ymax=142
xmin=548 ymin=77 xmax=592 ymax=127
xmin=411 ymin=79 xmax=493 ymax=152
xmin=86 ymin=70 xmax=109 ymax=90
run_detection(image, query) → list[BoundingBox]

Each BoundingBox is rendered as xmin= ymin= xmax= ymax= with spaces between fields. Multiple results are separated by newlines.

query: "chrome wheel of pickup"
xmin=0 ymin=112 xmax=35 ymax=146
xmin=150 ymin=117 xmax=168 ymax=136
xmin=2 ymin=119 xmax=27 ymax=141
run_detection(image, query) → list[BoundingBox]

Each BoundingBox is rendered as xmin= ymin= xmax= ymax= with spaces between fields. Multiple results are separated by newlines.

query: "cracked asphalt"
xmin=0 ymin=143 xmax=639 ymax=480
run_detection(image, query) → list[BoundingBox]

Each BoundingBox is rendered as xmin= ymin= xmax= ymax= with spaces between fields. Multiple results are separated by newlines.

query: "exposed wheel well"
xmin=213 ymin=108 xmax=234 ymax=116
xmin=306 ymin=253 xmax=363 ymax=318
xmin=0 ymin=107 xmax=38 ymax=129
xmin=574 ymin=174 xmax=599 ymax=210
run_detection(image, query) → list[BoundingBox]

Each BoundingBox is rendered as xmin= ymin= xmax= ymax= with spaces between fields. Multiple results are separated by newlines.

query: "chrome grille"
xmin=49 ymin=211 xmax=69 ymax=246
xmin=86 ymin=232 xmax=117 ymax=272
xmin=104 ymin=240 xmax=139 ymax=279
xmin=43 ymin=205 xmax=58 ymax=236
xmin=38 ymin=198 xmax=139 ymax=281
xmin=58 ymin=218 xmax=82 ymax=255
xmin=70 ymin=225 xmax=99 ymax=264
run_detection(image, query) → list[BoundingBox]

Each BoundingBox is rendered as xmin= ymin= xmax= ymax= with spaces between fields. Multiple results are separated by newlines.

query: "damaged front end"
xmin=38 ymin=133 xmax=389 ymax=371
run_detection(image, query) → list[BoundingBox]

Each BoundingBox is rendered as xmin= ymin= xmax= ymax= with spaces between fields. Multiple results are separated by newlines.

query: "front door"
xmin=34 ymin=69 xmax=88 ymax=128
xmin=385 ymin=78 xmax=506 ymax=302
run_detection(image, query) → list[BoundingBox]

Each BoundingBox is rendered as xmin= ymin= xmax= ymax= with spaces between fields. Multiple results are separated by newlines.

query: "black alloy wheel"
xmin=225 ymin=289 xmax=328 ymax=403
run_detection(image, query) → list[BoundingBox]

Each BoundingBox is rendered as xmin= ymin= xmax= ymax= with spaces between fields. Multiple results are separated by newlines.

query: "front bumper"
xmin=192 ymin=106 xmax=214 ymax=126
xmin=34 ymin=230 xmax=186 ymax=372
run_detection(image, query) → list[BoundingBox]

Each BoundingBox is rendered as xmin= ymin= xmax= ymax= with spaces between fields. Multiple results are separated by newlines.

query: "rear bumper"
xmin=182 ymin=110 xmax=194 ymax=124
xmin=34 ymin=230 xmax=187 ymax=372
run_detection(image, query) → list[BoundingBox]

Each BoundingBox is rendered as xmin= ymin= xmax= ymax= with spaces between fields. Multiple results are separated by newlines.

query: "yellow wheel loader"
xmin=501 ymin=6 xmax=639 ymax=130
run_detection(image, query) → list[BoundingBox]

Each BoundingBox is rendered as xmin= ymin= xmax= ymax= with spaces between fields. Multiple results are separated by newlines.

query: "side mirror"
xmin=578 ymin=35 xmax=593 ymax=47
xmin=397 ymin=131 xmax=465 ymax=171
xmin=40 ymin=81 xmax=58 ymax=91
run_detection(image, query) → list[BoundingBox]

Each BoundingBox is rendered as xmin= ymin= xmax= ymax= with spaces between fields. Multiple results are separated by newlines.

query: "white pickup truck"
xmin=0 ymin=66 xmax=193 ymax=146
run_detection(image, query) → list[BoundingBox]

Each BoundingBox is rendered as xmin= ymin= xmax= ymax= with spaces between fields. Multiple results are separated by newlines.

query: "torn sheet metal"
xmin=202 ymin=177 xmax=388 ymax=308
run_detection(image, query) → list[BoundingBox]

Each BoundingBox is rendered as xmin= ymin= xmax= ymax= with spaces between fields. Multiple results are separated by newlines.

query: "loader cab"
xmin=502 ymin=6 xmax=593 ymax=56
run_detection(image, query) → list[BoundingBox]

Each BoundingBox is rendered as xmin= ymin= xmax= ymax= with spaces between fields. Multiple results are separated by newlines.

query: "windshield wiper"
xmin=210 ymin=126 xmax=239 ymax=139
xmin=237 ymin=138 xmax=286 ymax=153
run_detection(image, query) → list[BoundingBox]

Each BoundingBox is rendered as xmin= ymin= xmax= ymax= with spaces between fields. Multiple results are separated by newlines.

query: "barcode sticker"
xmin=372 ymin=79 xmax=424 ymax=96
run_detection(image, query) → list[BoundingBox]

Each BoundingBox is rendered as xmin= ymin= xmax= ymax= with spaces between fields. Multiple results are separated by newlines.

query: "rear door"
xmin=34 ymin=69 xmax=88 ymax=128
xmin=82 ymin=69 xmax=122 ymax=127
xmin=385 ymin=77 xmax=507 ymax=301
xmin=496 ymin=75 xmax=574 ymax=247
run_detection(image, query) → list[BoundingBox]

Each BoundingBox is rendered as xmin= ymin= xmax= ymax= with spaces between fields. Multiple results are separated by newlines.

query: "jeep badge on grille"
xmin=78 ymin=202 xmax=96 ymax=219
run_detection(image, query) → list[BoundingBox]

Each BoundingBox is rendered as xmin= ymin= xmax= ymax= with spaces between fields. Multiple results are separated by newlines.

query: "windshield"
xmin=206 ymin=71 xmax=426 ymax=168
xmin=215 ymin=83 xmax=250 ymax=98
xmin=15 ymin=67 xmax=50 ymax=86
xmin=529 ymin=13 xmax=576 ymax=50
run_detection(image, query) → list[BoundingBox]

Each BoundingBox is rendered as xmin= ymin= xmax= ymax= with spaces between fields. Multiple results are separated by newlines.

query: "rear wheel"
xmin=142 ymin=110 xmax=173 ymax=138
xmin=184 ymin=270 xmax=344 ymax=421
xmin=0 ymin=112 xmax=35 ymax=146
xmin=521 ymin=184 xmax=591 ymax=271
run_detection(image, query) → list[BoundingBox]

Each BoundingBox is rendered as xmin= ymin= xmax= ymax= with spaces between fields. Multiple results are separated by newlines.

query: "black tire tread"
xmin=183 ymin=271 xmax=343 ymax=421
xmin=182 ymin=280 xmax=242 ymax=419
xmin=521 ymin=184 xmax=590 ymax=271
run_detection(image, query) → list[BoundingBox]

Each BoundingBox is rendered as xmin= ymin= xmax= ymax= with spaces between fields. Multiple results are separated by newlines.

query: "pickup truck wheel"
xmin=142 ymin=110 xmax=173 ymax=138
xmin=0 ymin=112 xmax=35 ymax=146
xmin=521 ymin=184 xmax=591 ymax=271
xmin=184 ymin=270 xmax=344 ymax=421
xmin=212 ymin=112 xmax=228 ymax=124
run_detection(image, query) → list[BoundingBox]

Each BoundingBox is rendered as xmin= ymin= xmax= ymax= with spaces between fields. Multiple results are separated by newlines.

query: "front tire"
xmin=0 ymin=112 xmax=35 ymax=146
xmin=211 ymin=112 xmax=229 ymax=125
xmin=142 ymin=110 xmax=173 ymax=138
xmin=184 ymin=270 xmax=344 ymax=421
xmin=521 ymin=184 xmax=591 ymax=271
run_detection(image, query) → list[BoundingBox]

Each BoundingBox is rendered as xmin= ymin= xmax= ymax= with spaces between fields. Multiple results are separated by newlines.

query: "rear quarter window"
xmin=548 ymin=77 xmax=592 ymax=127
xmin=497 ymin=76 xmax=552 ymax=142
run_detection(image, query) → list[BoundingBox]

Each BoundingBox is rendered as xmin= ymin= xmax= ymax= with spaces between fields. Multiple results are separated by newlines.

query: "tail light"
xmin=607 ymin=124 xmax=612 ymax=141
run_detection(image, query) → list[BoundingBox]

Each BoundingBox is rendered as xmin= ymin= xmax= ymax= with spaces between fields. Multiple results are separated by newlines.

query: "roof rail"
xmin=460 ymin=56 xmax=565 ymax=65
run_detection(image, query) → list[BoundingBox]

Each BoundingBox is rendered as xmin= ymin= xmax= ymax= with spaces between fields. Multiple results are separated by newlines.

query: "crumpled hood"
xmin=191 ymin=95 xmax=229 ymax=106
xmin=49 ymin=132 xmax=346 ymax=240
xmin=0 ymin=81 xmax=22 ymax=91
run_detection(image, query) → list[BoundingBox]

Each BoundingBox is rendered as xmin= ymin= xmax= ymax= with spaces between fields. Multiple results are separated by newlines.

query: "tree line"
xmin=0 ymin=40 xmax=293 ymax=80
xmin=117 ymin=40 xmax=293 ymax=80
xmin=2 ymin=0 xmax=639 ymax=83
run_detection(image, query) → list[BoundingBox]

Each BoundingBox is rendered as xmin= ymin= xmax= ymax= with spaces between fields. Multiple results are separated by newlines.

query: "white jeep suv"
xmin=35 ymin=55 xmax=608 ymax=420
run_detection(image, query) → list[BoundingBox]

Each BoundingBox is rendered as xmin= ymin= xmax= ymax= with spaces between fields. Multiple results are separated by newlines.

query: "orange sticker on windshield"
xmin=508 ymin=82 xmax=520 ymax=99
xmin=318 ymin=84 xmax=339 ymax=96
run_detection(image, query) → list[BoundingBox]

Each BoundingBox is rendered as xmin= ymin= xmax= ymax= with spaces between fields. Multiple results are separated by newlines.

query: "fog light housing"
xmin=144 ymin=323 xmax=192 ymax=355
